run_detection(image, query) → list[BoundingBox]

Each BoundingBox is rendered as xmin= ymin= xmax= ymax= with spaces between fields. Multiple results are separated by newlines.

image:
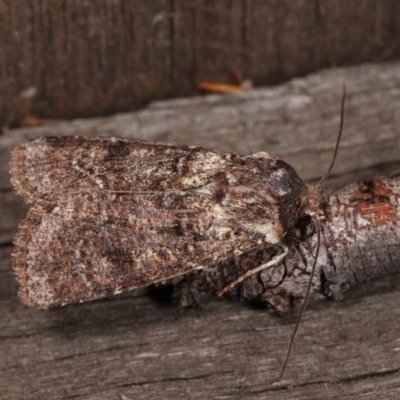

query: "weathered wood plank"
xmin=2 ymin=62 xmax=400 ymax=399
xmin=1 ymin=242 xmax=400 ymax=399
xmin=1 ymin=0 xmax=400 ymax=122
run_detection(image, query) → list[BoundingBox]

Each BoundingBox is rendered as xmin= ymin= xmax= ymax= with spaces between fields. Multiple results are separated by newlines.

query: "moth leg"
xmin=217 ymin=244 xmax=289 ymax=296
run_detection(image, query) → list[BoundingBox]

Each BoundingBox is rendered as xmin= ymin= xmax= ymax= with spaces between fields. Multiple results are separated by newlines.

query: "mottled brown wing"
xmin=11 ymin=136 xmax=308 ymax=309
xmin=13 ymin=191 xmax=264 ymax=309
xmin=10 ymin=136 xmax=241 ymax=203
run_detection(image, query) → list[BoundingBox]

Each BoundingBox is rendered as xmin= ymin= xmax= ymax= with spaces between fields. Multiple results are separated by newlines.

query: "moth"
xmin=10 ymin=136 xmax=325 ymax=310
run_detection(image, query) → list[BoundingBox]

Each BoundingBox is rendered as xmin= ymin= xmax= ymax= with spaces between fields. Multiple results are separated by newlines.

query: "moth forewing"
xmin=10 ymin=137 xmax=313 ymax=309
xmin=11 ymin=137 xmax=307 ymax=308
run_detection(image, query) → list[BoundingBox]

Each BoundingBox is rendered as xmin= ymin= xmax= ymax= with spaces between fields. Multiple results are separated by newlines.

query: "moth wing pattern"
xmin=13 ymin=191 xmax=267 ymax=308
xmin=10 ymin=137 xmax=309 ymax=309
xmin=10 ymin=136 xmax=243 ymax=203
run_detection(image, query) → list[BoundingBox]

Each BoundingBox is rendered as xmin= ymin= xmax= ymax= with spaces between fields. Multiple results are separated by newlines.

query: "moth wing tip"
xmin=9 ymin=142 xmax=40 ymax=204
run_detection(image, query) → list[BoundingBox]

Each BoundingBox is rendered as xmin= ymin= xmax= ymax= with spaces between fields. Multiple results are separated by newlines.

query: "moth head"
xmin=302 ymin=185 xmax=325 ymax=221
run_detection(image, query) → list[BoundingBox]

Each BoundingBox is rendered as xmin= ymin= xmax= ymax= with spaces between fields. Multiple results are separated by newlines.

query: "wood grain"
xmin=1 ymin=0 xmax=400 ymax=122
xmin=1 ymin=62 xmax=400 ymax=399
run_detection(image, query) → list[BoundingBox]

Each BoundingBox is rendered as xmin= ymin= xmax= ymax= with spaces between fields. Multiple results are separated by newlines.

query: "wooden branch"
xmin=2 ymin=62 xmax=400 ymax=398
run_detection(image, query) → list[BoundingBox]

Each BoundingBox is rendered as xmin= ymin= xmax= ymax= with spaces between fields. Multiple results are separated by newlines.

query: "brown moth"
xmin=10 ymin=136 xmax=323 ymax=309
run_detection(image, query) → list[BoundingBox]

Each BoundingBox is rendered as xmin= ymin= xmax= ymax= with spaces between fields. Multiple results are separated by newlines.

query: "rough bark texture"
xmin=2 ymin=62 xmax=400 ymax=398
xmin=1 ymin=0 xmax=400 ymax=123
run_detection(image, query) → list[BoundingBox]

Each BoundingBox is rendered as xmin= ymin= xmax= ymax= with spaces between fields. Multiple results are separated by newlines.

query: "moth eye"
xmin=294 ymin=215 xmax=312 ymax=236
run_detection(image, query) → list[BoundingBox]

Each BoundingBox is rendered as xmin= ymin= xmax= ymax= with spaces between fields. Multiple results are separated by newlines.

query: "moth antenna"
xmin=278 ymin=220 xmax=321 ymax=381
xmin=278 ymin=85 xmax=345 ymax=379
xmin=317 ymin=83 xmax=346 ymax=186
